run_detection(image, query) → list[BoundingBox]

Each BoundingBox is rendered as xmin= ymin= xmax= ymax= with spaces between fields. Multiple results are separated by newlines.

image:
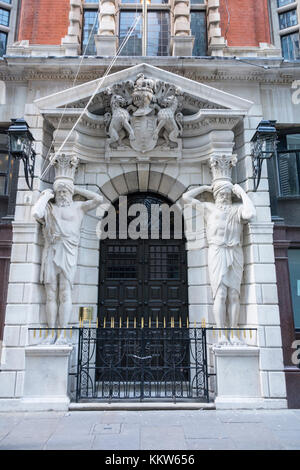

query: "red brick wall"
xmin=18 ymin=0 xmax=70 ymax=45
xmin=219 ymin=0 xmax=271 ymax=48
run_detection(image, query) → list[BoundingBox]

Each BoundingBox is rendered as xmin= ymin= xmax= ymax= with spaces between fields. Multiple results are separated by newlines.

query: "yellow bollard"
xmin=219 ymin=329 xmax=221 ymax=338
xmin=96 ymin=318 xmax=98 ymax=329
xmin=64 ymin=328 xmax=67 ymax=338
xmin=250 ymin=329 xmax=252 ymax=339
xmin=39 ymin=328 xmax=42 ymax=338
xmin=58 ymin=329 xmax=60 ymax=338
xmin=194 ymin=320 xmax=196 ymax=329
xmin=134 ymin=317 xmax=136 ymax=329
xmin=70 ymin=327 xmax=72 ymax=339
xmin=179 ymin=317 xmax=182 ymax=328
xmin=156 ymin=316 xmax=158 ymax=328
xmin=119 ymin=317 xmax=122 ymax=329
xmin=127 ymin=317 xmax=129 ymax=329
xmin=212 ymin=328 xmax=215 ymax=339
xmin=111 ymin=317 xmax=114 ymax=328
xmin=244 ymin=329 xmax=246 ymax=339
xmin=187 ymin=318 xmax=189 ymax=328
xmin=237 ymin=329 xmax=240 ymax=339
xmin=33 ymin=329 xmax=36 ymax=338
xmin=163 ymin=317 xmax=166 ymax=329
xmin=52 ymin=329 xmax=54 ymax=338
xmin=104 ymin=317 xmax=106 ymax=329
xmin=141 ymin=317 xmax=144 ymax=329
xmin=149 ymin=317 xmax=151 ymax=328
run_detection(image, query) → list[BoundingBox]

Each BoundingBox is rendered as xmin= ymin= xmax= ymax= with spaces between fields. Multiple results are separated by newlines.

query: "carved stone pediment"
xmin=35 ymin=63 xmax=253 ymax=163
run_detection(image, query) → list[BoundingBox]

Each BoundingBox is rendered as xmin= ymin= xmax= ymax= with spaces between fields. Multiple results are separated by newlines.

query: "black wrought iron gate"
xmin=74 ymin=326 xmax=209 ymax=402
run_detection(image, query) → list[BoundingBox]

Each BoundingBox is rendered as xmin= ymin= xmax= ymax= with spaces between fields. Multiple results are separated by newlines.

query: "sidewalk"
xmin=0 ymin=409 xmax=300 ymax=450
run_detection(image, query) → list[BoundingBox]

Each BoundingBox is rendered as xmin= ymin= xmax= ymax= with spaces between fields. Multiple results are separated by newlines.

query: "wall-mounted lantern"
xmin=251 ymin=120 xmax=277 ymax=192
xmin=8 ymin=118 xmax=36 ymax=191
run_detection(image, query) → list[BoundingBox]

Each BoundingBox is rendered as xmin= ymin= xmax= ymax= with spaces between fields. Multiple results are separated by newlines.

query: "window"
xmin=0 ymin=8 xmax=9 ymax=27
xmin=147 ymin=11 xmax=169 ymax=56
xmin=277 ymin=0 xmax=295 ymax=6
xmin=82 ymin=9 xmax=99 ymax=55
xmin=288 ymin=249 xmax=300 ymax=329
xmin=279 ymin=9 xmax=298 ymax=30
xmin=191 ymin=11 xmax=207 ymax=56
xmin=0 ymin=31 xmax=7 ymax=57
xmin=0 ymin=0 xmax=11 ymax=3
xmin=277 ymin=133 xmax=300 ymax=196
xmin=119 ymin=12 xmax=142 ymax=56
xmin=281 ymin=32 xmax=300 ymax=60
xmin=0 ymin=133 xmax=11 ymax=197
xmin=119 ymin=9 xmax=170 ymax=56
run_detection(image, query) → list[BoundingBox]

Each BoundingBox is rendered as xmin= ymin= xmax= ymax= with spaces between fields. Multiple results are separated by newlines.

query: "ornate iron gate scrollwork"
xmin=74 ymin=327 xmax=209 ymax=402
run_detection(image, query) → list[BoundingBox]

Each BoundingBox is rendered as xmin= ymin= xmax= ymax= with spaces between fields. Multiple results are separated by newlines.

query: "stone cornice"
xmin=0 ymin=57 xmax=298 ymax=85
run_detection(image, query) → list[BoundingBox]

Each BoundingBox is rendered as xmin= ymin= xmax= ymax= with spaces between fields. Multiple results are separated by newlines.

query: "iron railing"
xmin=28 ymin=326 xmax=257 ymax=403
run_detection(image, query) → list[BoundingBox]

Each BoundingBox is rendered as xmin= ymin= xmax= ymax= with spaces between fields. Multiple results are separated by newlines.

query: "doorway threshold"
xmin=69 ymin=402 xmax=216 ymax=411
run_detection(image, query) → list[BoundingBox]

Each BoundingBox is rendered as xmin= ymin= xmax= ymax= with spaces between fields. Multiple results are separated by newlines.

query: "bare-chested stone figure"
xmin=32 ymin=155 xmax=103 ymax=344
xmin=183 ymin=180 xmax=256 ymax=345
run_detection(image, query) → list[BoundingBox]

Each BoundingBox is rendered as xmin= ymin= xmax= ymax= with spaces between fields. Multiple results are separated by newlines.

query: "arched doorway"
xmin=89 ymin=192 xmax=209 ymax=401
xmin=98 ymin=192 xmax=188 ymax=327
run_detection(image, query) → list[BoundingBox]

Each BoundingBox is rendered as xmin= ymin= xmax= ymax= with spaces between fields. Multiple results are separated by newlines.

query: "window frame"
xmin=82 ymin=4 xmax=99 ymax=55
xmin=118 ymin=2 xmax=171 ymax=57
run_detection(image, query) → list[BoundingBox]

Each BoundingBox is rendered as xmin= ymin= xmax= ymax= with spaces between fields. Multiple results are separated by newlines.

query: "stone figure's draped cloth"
xmin=207 ymin=205 xmax=244 ymax=299
xmin=40 ymin=203 xmax=80 ymax=286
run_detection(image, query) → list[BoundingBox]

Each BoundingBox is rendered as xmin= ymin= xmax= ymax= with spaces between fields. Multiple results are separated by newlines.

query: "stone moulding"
xmin=33 ymin=63 xmax=252 ymax=163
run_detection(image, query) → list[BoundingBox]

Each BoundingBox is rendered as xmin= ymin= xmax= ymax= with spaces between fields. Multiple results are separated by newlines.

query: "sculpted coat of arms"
xmin=104 ymin=74 xmax=183 ymax=155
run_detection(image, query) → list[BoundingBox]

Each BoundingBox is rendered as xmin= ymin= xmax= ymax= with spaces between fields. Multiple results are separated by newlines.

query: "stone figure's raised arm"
xmin=232 ymin=184 xmax=256 ymax=222
xmin=182 ymin=185 xmax=213 ymax=206
xmin=32 ymin=189 xmax=55 ymax=223
xmin=74 ymin=186 xmax=104 ymax=212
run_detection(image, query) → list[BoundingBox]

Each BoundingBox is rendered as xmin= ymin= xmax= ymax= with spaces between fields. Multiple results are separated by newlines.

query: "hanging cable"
xmin=40 ymin=13 xmax=141 ymax=182
xmin=41 ymin=4 xmax=101 ymax=177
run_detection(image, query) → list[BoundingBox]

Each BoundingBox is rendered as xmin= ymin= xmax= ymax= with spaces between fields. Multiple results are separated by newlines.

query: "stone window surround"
xmin=270 ymin=0 xmax=300 ymax=54
xmin=0 ymin=0 xmax=17 ymax=52
xmin=66 ymin=0 xmax=209 ymax=56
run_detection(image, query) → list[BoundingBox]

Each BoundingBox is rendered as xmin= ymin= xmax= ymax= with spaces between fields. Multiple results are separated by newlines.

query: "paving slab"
xmin=141 ymin=425 xmax=186 ymax=450
xmin=186 ymin=438 xmax=237 ymax=450
xmin=0 ymin=409 xmax=299 ymax=450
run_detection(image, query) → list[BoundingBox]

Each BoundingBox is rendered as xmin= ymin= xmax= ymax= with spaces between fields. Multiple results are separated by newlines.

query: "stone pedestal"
xmin=213 ymin=346 xmax=263 ymax=409
xmin=22 ymin=345 xmax=73 ymax=411
xmin=171 ymin=36 xmax=194 ymax=56
xmin=95 ymin=35 xmax=118 ymax=56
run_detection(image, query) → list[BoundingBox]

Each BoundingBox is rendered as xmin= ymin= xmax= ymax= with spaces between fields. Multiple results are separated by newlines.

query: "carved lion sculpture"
xmin=153 ymin=94 xmax=183 ymax=148
xmin=105 ymin=94 xmax=135 ymax=148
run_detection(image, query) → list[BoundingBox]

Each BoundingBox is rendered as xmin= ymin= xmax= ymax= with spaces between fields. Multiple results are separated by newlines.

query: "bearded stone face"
xmin=54 ymin=183 xmax=73 ymax=207
xmin=214 ymin=188 xmax=232 ymax=207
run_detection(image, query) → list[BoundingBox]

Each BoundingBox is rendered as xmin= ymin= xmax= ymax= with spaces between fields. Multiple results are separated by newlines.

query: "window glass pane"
xmin=191 ymin=11 xmax=207 ymax=56
xmin=147 ymin=11 xmax=170 ymax=56
xmin=286 ymin=134 xmax=300 ymax=150
xmin=119 ymin=12 xmax=142 ymax=56
xmin=278 ymin=152 xmax=300 ymax=196
xmin=281 ymin=32 xmax=300 ymax=60
xmin=0 ymin=32 xmax=7 ymax=57
xmin=277 ymin=0 xmax=294 ymax=6
xmin=0 ymin=8 xmax=9 ymax=27
xmin=0 ymin=175 xmax=6 ymax=195
xmin=0 ymin=0 xmax=11 ymax=3
xmin=190 ymin=0 xmax=205 ymax=3
xmin=279 ymin=9 xmax=298 ymax=29
xmin=82 ymin=10 xmax=98 ymax=55
xmin=288 ymin=249 xmax=300 ymax=329
xmin=0 ymin=153 xmax=9 ymax=172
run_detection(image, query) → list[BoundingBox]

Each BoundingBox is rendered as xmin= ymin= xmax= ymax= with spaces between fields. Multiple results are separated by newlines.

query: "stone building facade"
xmin=0 ymin=0 xmax=299 ymax=410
